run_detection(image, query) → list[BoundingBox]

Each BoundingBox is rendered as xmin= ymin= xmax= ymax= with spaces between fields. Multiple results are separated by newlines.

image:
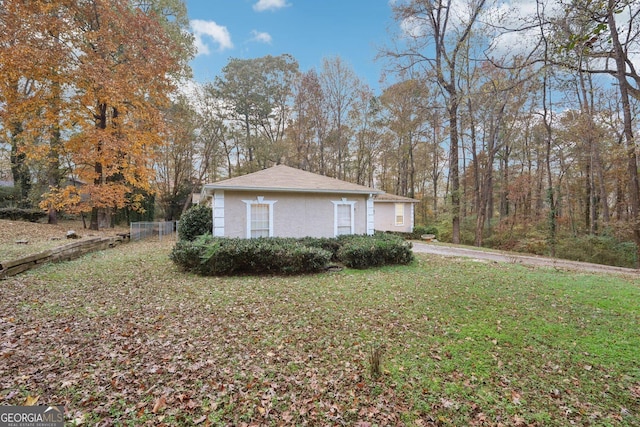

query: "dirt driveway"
xmin=412 ymin=242 xmax=640 ymax=276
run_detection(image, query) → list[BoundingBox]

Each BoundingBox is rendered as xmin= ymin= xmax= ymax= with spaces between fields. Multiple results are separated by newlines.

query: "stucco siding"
xmin=374 ymin=202 xmax=414 ymax=233
xmin=220 ymin=191 xmax=369 ymax=238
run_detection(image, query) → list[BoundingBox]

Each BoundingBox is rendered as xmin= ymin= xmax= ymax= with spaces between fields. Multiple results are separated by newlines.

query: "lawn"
xmin=0 ymin=239 xmax=638 ymax=426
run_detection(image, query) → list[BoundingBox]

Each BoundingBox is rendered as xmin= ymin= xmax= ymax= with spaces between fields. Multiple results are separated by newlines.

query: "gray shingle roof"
xmin=202 ymin=165 xmax=384 ymax=195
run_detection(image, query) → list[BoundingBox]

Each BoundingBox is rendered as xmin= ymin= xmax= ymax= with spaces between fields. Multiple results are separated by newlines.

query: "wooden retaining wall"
xmin=0 ymin=235 xmax=127 ymax=279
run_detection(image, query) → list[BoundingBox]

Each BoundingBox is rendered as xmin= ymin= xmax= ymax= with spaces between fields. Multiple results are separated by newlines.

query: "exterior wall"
xmin=218 ymin=191 xmax=370 ymax=238
xmin=212 ymin=190 xmax=225 ymax=237
xmin=374 ymin=202 xmax=414 ymax=233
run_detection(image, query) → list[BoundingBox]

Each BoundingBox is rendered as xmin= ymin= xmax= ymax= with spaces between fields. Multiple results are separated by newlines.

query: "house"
xmin=373 ymin=193 xmax=420 ymax=234
xmin=200 ymin=165 xmax=387 ymax=238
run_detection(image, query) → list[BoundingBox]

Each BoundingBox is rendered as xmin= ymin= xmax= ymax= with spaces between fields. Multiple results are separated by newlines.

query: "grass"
xmin=0 ymin=239 xmax=638 ymax=426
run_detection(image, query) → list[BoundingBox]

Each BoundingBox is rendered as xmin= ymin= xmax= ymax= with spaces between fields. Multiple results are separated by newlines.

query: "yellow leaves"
xmin=23 ymin=395 xmax=39 ymax=406
xmin=39 ymin=185 xmax=82 ymax=213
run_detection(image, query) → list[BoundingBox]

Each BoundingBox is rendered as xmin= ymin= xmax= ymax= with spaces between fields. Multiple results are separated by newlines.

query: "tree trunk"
xmin=9 ymin=122 xmax=31 ymax=204
xmin=607 ymin=1 xmax=640 ymax=267
xmin=449 ymin=92 xmax=461 ymax=244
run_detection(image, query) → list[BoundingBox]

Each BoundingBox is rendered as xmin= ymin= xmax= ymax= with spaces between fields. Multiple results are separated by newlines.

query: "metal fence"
xmin=130 ymin=221 xmax=177 ymax=241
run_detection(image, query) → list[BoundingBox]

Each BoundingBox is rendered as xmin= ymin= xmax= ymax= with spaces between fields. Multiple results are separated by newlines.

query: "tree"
xmin=0 ymin=0 xmax=193 ymax=229
xmin=320 ymin=56 xmax=361 ymax=180
xmin=287 ymin=69 xmax=330 ymax=174
xmin=379 ymin=79 xmax=429 ymax=197
xmin=212 ymin=55 xmax=299 ymax=172
xmin=0 ymin=0 xmax=73 ymax=218
xmin=155 ymin=95 xmax=198 ymax=220
xmin=387 ymin=0 xmax=488 ymax=244
xmin=539 ymin=0 xmax=640 ymax=263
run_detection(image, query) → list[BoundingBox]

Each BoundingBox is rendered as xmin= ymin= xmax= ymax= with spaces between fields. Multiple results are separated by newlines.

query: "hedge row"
xmin=337 ymin=234 xmax=415 ymax=269
xmin=170 ymin=234 xmax=414 ymax=276
xmin=0 ymin=208 xmax=47 ymax=222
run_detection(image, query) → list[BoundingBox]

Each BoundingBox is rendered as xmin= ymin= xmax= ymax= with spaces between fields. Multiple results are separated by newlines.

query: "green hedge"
xmin=170 ymin=234 xmax=415 ymax=276
xmin=170 ymin=235 xmax=332 ymax=275
xmin=337 ymin=234 xmax=414 ymax=269
xmin=0 ymin=207 xmax=47 ymax=222
xmin=177 ymin=204 xmax=212 ymax=241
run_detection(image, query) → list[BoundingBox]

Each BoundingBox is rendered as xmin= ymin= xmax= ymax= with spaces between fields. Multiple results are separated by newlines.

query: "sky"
xmin=184 ymin=0 xmax=397 ymax=93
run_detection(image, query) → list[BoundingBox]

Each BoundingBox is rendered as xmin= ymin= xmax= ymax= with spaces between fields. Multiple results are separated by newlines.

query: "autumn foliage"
xmin=0 ymin=0 xmax=192 ymax=229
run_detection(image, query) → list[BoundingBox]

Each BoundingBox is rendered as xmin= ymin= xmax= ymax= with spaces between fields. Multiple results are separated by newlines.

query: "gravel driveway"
xmin=412 ymin=242 xmax=640 ymax=276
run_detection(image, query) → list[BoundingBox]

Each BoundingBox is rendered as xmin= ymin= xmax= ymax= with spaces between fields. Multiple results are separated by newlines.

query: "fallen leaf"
xmin=441 ymin=398 xmax=455 ymax=409
xmin=23 ymin=395 xmax=39 ymax=406
xmin=513 ymin=415 xmax=526 ymax=426
xmin=152 ymin=395 xmax=167 ymax=413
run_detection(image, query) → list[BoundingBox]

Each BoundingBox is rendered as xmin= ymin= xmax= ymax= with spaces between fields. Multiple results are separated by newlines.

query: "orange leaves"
xmin=1 ymin=0 xmax=190 ymax=216
xmin=39 ymin=185 xmax=83 ymax=214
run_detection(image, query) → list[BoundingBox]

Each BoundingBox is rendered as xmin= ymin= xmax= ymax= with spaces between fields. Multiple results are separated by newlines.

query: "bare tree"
xmin=386 ymin=0 xmax=488 ymax=243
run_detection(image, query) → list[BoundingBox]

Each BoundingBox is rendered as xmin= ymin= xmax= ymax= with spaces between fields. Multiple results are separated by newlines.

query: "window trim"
xmin=332 ymin=198 xmax=356 ymax=236
xmin=242 ymin=196 xmax=277 ymax=238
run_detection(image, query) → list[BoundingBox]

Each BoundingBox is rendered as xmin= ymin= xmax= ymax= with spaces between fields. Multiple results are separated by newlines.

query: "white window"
xmin=251 ymin=203 xmax=270 ymax=238
xmin=332 ymin=199 xmax=356 ymax=236
xmin=395 ymin=203 xmax=405 ymax=226
xmin=243 ymin=197 xmax=277 ymax=238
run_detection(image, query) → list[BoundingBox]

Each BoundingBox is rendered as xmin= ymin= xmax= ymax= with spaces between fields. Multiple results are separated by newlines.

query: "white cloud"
xmin=250 ymin=30 xmax=272 ymax=44
xmin=190 ymin=19 xmax=233 ymax=55
xmin=484 ymin=0 xmax=562 ymax=58
xmin=253 ymin=0 xmax=290 ymax=12
xmin=400 ymin=15 xmax=428 ymax=39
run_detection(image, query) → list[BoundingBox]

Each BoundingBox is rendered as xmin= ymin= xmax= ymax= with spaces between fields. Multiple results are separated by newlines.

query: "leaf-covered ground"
xmin=0 ymin=219 xmax=128 ymax=261
xmin=1 ymin=239 xmax=638 ymax=426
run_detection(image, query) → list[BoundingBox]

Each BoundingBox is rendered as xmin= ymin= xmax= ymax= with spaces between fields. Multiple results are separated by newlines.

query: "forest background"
xmin=1 ymin=0 xmax=640 ymax=268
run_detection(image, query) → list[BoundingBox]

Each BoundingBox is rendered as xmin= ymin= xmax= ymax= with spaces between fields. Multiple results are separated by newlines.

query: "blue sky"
xmin=184 ymin=0 xmax=396 ymax=92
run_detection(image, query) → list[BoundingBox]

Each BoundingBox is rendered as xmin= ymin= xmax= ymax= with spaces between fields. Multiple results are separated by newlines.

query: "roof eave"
xmin=374 ymin=199 xmax=420 ymax=203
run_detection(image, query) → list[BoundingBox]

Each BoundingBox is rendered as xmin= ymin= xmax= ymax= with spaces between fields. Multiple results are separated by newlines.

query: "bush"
xmin=0 ymin=207 xmax=47 ymax=222
xmin=170 ymin=234 xmax=415 ymax=275
xmin=406 ymin=225 xmax=439 ymax=240
xmin=296 ymin=236 xmax=343 ymax=261
xmin=0 ymin=187 xmax=21 ymax=207
xmin=337 ymin=234 xmax=414 ymax=269
xmin=169 ymin=234 xmax=214 ymax=274
xmin=177 ymin=204 xmax=212 ymax=241
xmin=556 ymin=235 xmax=637 ymax=268
xmin=171 ymin=236 xmax=332 ymax=275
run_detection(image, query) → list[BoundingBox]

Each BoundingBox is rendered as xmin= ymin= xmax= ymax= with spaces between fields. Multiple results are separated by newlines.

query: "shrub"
xmin=296 ymin=236 xmax=343 ymax=261
xmin=170 ymin=234 xmax=415 ymax=275
xmin=177 ymin=204 xmax=212 ymax=241
xmin=171 ymin=236 xmax=332 ymax=276
xmin=556 ymin=235 xmax=637 ymax=268
xmin=0 ymin=207 xmax=47 ymax=222
xmin=169 ymin=234 xmax=214 ymax=274
xmin=0 ymin=187 xmax=20 ymax=207
xmin=401 ymin=225 xmax=440 ymax=240
xmin=337 ymin=234 xmax=414 ymax=269
xmin=422 ymin=225 xmax=439 ymax=239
